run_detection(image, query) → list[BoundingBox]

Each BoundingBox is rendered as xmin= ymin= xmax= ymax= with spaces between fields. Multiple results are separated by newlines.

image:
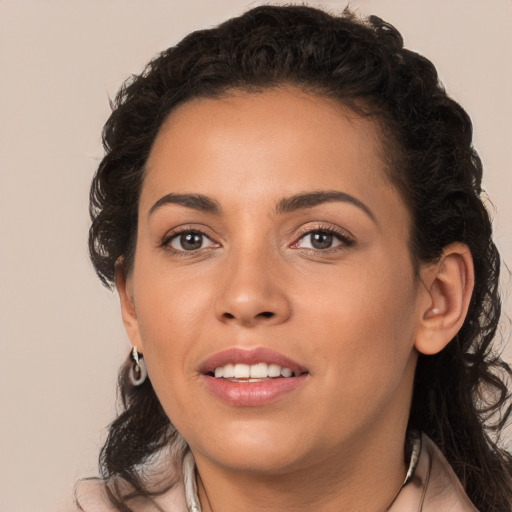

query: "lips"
xmin=199 ymin=347 xmax=309 ymax=407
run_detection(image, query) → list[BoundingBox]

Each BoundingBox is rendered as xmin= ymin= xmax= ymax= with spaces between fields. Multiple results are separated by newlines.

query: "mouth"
xmin=199 ymin=347 xmax=309 ymax=406
xmin=208 ymin=362 xmax=304 ymax=382
xmin=199 ymin=346 xmax=308 ymax=379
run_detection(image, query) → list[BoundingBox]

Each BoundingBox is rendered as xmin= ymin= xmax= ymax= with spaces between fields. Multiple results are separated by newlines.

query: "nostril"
xmin=220 ymin=311 xmax=276 ymax=321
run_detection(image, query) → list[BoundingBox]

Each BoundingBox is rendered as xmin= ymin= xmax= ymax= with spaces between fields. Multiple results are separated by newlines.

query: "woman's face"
xmin=120 ymin=88 xmax=428 ymax=474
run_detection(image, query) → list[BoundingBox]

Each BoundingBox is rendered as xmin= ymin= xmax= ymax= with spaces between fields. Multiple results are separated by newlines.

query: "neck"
xmin=194 ymin=423 xmax=409 ymax=512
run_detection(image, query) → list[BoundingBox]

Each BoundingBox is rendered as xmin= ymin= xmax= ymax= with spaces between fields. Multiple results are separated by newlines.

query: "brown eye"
xmin=310 ymin=232 xmax=334 ymax=249
xmin=169 ymin=231 xmax=213 ymax=251
xmin=294 ymin=228 xmax=354 ymax=251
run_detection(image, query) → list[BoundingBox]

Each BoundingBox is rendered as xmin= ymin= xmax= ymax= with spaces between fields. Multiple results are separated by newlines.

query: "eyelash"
xmin=160 ymin=226 xmax=218 ymax=256
xmin=292 ymin=224 xmax=355 ymax=252
xmin=161 ymin=224 xmax=355 ymax=256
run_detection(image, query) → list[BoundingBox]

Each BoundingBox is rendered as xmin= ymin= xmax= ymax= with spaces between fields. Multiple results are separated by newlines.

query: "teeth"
xmin=234 ymin=364 xmax=250 ymax=378
xmin=212 ymin=362 xmax=296 ymax=380
xmin=280 ymin=367 xmax=293 ymax=378
xmin=223 ymin=364 xmax=234 ymax=379
xmin=250 ymin=363 xmax=268 ymax=378
xmin=268 ymin=364 xmax=281 ymax=377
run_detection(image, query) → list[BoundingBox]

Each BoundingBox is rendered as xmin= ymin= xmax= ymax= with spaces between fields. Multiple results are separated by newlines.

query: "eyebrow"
xmin=148 ymin=193 xmax=221 ymax=216
xmin=148 ymin=190 xmax=376 ymax=224
xmin=276 ymin=190 xmax=377 ymax=224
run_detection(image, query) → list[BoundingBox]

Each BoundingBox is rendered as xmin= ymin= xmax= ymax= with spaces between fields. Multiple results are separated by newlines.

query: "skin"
xmin=116 ymin=88 xmax=474 ymax=511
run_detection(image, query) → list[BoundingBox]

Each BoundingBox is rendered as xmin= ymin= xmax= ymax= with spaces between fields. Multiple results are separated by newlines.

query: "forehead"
xmin=142 ymin=88 xmax=406 ymax=228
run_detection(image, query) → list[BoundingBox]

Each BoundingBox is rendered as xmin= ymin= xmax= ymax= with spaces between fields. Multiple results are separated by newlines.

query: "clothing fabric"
xmin=389 ymin=433 xmax=478 ymax=511
xmin=75 ymin=433 xmax=478 ymax=511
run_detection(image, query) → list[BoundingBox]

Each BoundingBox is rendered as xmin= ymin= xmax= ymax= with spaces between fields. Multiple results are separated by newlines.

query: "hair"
xmin=86 ymin=5 xmax=512 ymax=511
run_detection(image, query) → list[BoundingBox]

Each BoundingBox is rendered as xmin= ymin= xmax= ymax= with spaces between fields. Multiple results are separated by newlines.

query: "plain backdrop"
xmin=0 ymin=1 xmax=510 ymax=510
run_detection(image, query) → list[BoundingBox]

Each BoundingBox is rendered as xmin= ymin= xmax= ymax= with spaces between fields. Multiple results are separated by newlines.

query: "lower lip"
xmin=201 ymin=374 xmax=308 ymax=407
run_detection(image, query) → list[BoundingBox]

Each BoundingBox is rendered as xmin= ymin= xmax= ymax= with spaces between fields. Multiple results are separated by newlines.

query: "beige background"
xmin=0 ymin=1 xmax=510 ymax=510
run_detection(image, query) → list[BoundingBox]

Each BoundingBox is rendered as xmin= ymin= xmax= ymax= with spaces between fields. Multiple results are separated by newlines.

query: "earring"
xmin=129 ymin=346 xmax=148 ymax=386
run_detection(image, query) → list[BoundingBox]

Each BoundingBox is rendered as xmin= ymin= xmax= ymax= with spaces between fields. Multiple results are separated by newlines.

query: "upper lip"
xmin=199 ymin=347 xmax=308 ymax=375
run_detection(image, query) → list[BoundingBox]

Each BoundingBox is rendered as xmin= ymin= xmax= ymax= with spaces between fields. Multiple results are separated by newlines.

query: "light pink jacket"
xmin=75 ymin=434 xmax=478 ymax=511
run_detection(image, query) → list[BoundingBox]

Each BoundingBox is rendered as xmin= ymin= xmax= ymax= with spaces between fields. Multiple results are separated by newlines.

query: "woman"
xmin=77 ymin=5 xmax=512 ymax=511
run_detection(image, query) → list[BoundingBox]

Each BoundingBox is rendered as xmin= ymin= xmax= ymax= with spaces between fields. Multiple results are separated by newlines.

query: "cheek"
xmin=134 ymin=248 xmax=214 ymax=339
xmin=301 ymin=258 xmax=418 ymax=391
xmin=131 ymin=261 xmax=215 ymax=413
xmin=135 ymin=296 xmax=206 ymax=432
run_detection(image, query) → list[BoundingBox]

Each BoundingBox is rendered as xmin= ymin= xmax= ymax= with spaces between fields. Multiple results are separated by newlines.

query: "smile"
xmin=200 ymin=348 xmax=309 ymax=406
xmin=211 ymin=363 xmax=299 ymax=380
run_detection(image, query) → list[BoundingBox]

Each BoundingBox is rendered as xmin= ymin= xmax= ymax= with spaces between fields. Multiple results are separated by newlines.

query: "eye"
xmin=293 ymin=227 xmax=354 ymax=251
xmin=166 ymin=230 xmax=217 ymax=252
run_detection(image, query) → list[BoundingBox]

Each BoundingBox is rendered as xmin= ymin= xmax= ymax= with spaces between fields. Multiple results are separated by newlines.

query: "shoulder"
xmin=73 ymin=479 xmax=117 ymax=512
xmin=421 ymin=434 xmax=479 ymax=511
xmin=390 ymin=433 xmax=479 ymax=512
xmin=73 ymin=471 xmax=189 ymax=512
xmin=74 ymin=445 xmax=191 ymax=512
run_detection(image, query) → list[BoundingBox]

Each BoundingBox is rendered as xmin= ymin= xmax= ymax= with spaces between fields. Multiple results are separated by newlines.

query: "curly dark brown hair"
xmin=85 ymin=5 xmax=512 ymax=511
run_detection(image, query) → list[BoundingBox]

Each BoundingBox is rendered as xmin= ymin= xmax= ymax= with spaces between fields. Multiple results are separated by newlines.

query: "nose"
xmin=214 ymin=251 xmax=292 ymax=327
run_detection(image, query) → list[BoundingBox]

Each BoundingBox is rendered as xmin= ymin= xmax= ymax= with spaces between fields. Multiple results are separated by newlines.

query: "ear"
xmin=414 ymin=242 xmax=474 ymax=355
xmin=115 ymin=260 xmax=143 ymax=351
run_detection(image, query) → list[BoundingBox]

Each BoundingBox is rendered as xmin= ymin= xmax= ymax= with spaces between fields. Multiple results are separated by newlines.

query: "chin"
xmin=208 ymin=447 xmax=307 ymax=475
xmin=187 ymin=421 xmax=313 ymax=474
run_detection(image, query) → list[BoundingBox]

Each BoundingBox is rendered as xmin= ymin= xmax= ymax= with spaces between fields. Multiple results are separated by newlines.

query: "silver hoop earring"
xmin=129 ymin=346 xmax=148 ymax=386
